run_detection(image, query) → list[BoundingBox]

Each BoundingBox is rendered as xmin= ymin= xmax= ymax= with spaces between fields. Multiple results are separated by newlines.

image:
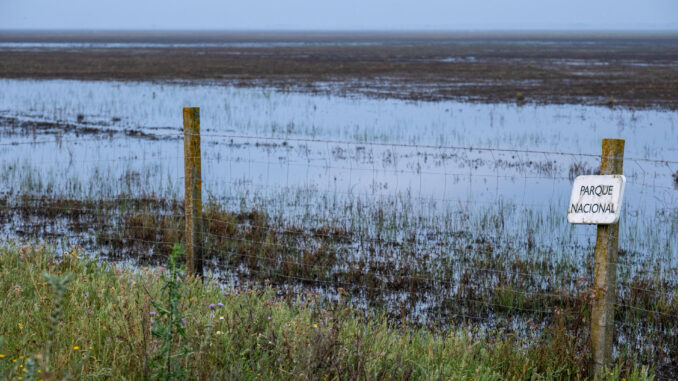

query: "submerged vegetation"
xmin=0 ymin=243 xmax=656 ymax=379
xmin=2 ymin=191 xmax=677 ymax=377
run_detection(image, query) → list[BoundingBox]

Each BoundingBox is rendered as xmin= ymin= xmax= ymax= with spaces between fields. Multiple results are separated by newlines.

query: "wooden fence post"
xmin=591 ymin=138 xmax=624 ymax=375
xmin=183 ymin=107 xmax=203 ymax=277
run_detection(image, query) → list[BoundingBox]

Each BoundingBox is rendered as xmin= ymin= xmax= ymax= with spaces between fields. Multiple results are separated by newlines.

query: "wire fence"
xmin=0 ymin=130 xmax=677 ymax=378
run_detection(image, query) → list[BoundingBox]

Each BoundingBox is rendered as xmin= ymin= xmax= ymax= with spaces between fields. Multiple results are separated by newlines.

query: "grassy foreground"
xmin=0 ymin=243 xmax=652 ymax=380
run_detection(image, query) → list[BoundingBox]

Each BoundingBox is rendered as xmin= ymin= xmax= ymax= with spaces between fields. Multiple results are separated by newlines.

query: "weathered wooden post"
xmin=568 ymin=138 xmax=625 ymax=376
xmin=590 ymin=139 xmax=624 ymax=374
xmin=183 ymin=107 xmax=203 ymax=276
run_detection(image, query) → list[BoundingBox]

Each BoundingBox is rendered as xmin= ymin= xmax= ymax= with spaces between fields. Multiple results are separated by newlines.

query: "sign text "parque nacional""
xmin=568 ymin=175 xmax=626 ymax=225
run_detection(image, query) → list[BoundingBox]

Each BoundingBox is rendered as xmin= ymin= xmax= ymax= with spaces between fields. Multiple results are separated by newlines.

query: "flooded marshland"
xmin=1 ymin=78 xmax=677 ymax=373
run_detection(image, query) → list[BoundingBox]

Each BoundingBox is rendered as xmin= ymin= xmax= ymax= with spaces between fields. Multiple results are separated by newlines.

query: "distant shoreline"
xmin=2 ymin=29 xmax=678 ymax=43
xmin=1 ymin=32 xmax=677 ymax=109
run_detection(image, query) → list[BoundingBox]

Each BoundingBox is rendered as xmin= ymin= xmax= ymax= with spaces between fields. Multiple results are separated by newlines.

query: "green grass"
xmin=0 ymin=242 xmax=653 ymax=380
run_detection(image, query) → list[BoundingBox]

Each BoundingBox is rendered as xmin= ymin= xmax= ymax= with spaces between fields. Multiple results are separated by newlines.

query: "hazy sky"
xmin=1 ymin=0 xmax=677 ymax=30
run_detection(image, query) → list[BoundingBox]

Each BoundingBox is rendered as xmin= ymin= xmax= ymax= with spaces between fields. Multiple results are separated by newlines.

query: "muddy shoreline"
xmin=1 ymin=31 xmax=677 ymax=109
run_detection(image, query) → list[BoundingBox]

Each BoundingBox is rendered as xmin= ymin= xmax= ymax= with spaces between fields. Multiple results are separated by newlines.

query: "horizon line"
xmin=1 ymin=28 xmax=678 ymax=34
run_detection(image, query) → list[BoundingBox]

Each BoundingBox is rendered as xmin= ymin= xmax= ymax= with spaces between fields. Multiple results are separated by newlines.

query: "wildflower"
xmin=217 ymin=302 xmax=224 ymax=307
xmin=209 ymin=303 xmax=215 ymax=310
xmin=216 ymin=330 xmax=223 ymax=335
xmin=313 ymin=323 xmax=318 ymax=328
xmin=219 ymin=316 xmax=224 ymax=320
xmin=73 ymin=346 xmax=79 ymax=350
xmin=150 ymin=311 xmax=156 ymax=316
xmin=83 ymin=292 xmax=89 ymax=297
xmin=0 ymin=354 xmax=4 ymax=358
xmin=19 ymin=244 xmax=32 ymax=254
xmin=18 ymin=323 xmax=23 ymax=329
xmin=267 ymin=316 xmax=272 ymax=320
xmin=181 ymin=318 xmax=186 ymax=325
xmin=276 ymin=358 xmax=281 ymax=362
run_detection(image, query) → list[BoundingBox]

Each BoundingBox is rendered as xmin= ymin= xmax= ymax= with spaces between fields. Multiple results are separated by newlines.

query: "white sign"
xmin=568 ymin=175 xmax=626 ymax=225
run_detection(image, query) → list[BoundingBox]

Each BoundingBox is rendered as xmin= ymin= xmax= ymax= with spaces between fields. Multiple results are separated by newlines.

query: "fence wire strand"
xmin=1 ymin=128 xmax=677 ymax=378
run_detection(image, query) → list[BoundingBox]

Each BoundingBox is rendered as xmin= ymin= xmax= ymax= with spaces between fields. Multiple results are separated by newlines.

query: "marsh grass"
xmin=0 ymin=243 xmax=655 ymax=379
xmin=148 ymin=244 xmax=192 ymax=380
xmin=1 ymin=192 xmax=677 ymax=377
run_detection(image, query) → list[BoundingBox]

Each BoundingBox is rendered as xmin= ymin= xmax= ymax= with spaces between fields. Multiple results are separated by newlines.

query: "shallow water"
xmin=1 ymin=79 xmax=677 ymax=369
xmin=1 ymin=78 xmax=676 ymax=154
xmin=0 ymin=78 xmax=676 ymax=272
xmin=1 ymin=79 xmax=675 ymax=195
xmin=0 ymin=41 xmax=385 ymax=51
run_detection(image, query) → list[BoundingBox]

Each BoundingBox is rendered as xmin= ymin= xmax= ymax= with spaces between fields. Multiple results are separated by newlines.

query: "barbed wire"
xmin=1 ymin=126 xmax=677 ymax=377
xmin=3 ymin=130 xmax=677 ymax=166
xmin=194 ymin=132 xmax=678 ymax=165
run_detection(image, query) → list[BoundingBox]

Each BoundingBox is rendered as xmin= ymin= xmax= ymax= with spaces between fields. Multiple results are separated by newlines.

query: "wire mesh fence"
xmin=0 ymin=128 xmax=677 ymax=377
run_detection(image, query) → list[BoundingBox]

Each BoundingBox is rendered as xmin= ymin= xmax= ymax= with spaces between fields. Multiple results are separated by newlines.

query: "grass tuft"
xmin=0 ymin=242 xmax=654 ymax=379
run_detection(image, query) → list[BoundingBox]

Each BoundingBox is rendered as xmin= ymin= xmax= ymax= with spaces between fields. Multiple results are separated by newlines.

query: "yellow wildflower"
xmin=73 ymin=346 xmax=80 ymax=350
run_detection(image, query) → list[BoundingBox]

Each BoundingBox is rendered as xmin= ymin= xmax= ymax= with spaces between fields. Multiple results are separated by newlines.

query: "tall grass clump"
xmin=0 ymin=242 xmax=654 ymax=380
xmin=148 ymin=244 xmax=192 ymax=380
